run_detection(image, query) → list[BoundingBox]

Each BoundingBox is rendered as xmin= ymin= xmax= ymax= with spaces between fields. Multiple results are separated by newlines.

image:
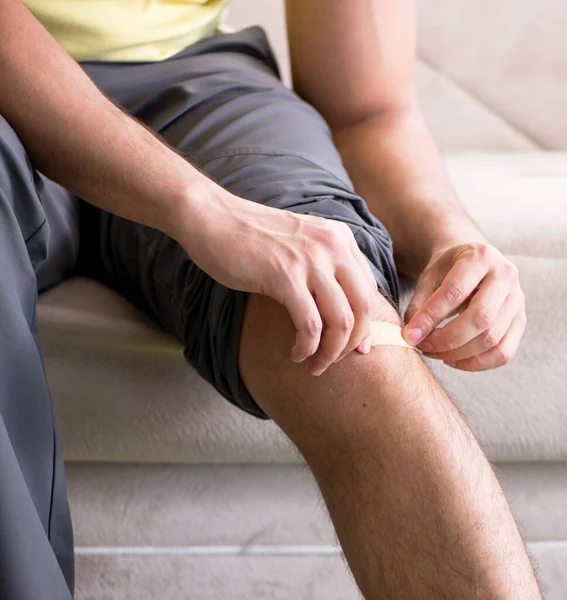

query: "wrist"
xmin=399 ymin=214 xmax=489 ymax=278
xmin=160 ymin=172 xmax=229 ymax=248
xmin=428 ymin=223 xmax=489 ymax=257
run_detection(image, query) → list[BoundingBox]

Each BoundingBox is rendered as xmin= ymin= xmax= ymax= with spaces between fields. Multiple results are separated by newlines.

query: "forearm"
xmin=334 ymin=107 xmax=488 ymax=278
xmin=0 ymin=0 xmax=218 ymax=241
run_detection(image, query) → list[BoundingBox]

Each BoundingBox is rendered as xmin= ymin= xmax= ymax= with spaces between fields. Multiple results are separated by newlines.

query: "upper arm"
xmin=285 ymin=0 xmax=417 ymax=131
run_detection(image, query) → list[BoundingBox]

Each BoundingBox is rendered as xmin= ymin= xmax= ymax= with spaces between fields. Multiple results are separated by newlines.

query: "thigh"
xmin=89 ymin=27 xmax=400 ymax=418
xmin=0 ymin=116 xmax=81 ymax=292
xmin=0 ymin=116 xmax=75 ymax=596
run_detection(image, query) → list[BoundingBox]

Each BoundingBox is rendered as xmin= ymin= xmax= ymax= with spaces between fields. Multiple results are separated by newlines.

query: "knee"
xmin=241 ymin=286 xmax=402 ymax=365
xmin=240 ymin=288 xmax=419 ymax=418
xmin=370 ymin=287 xmax=403 ymax=325
xmin=239 ymin=289 xmax=431 ymax=459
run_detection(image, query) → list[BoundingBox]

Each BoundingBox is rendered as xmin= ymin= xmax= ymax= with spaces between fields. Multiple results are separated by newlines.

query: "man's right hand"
xmin=179 ymin=191 xmax=377 ymax=376
xmin=0 ymin=3 xmax=376 ymax=376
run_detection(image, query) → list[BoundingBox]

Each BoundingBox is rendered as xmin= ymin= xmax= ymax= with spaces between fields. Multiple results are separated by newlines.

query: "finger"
xmin=350 ymin=242 xmax=378 ymax=302
xmin=445 ymin=311 xmax=527 ymax=372
xmin=403 ymin=260 xmax=488 ymax=346
xmin=404 ymin=271 xmax=440 ymax=324
xmin=349 ymin=247 xmax=379 ymax=357
xmin=333 ymin=263 xmax=374 ymax=361
xmin=309 ymin=273 xmax=355 ymax=376
xmin=420 ymin=271 xmax=512 ymax=354
xmin=429 ymin=291 xmax=523 ymax=362
xmin=284 ymin=286 xmax=324 ymax=363
xmin=355 ymin=336 xmax=372 ymax=356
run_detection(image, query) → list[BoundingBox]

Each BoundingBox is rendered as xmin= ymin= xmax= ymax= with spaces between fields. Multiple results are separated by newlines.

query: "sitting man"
xmin=0 ymin=0 xmax=540 ymax=598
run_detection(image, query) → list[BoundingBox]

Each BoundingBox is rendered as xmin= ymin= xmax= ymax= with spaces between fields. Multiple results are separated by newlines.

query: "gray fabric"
xmin=0 ymin=117 xmax=75 ymax=598
xmin=83 ymin=26 xmax=399 ymax=418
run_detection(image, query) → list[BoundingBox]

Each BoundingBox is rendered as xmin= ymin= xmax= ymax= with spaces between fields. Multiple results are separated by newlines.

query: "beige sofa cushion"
xmin=417 ymin=0 xmax=567 ymax=150
xmin=40 ymin=153 xmax=567 ymax=464
xmin=226 ymin=0 xmax=566 ymax=151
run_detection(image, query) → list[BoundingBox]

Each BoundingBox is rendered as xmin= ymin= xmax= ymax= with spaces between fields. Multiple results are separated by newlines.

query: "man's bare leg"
xmin=239 ymin=293 xmax=541 ymax=600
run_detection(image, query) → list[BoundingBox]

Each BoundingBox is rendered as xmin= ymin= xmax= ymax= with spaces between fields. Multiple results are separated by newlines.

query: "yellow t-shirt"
xmin=23 ymin=0 xmax=231 ymax=62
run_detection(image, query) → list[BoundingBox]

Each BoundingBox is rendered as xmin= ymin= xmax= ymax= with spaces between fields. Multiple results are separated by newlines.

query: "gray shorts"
xmin=83 ymin=26 xmax=400 ymax=418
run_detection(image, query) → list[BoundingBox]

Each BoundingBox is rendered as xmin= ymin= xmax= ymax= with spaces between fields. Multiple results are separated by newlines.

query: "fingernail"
xmin=361 ymin=337 xmax=371 ymax=354
xmin=290 ymin=346 xmax=304 ymax=363
xmin=311 ymin=367 xmax=324 ymax=377
xmin=419 ymin=341 xmax=433 ymax=353
xmin=404 ymin=327 xmax=423 ymax=345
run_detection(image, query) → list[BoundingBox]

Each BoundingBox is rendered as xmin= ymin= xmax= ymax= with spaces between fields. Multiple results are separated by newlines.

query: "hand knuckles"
xmin=503 ymin=261 xmax=519 ymax=279
xmin=483 ymin=327 xmax=501 ymax=349
xmin=495 ymin=345 xmax=514 ymax=366
xmin=313 ymin=224 xmax=335 ymax=244
xmin=305 ymin=248 xmax=330 ymax=273
xmin=283 ymin=260 xmax=305 ymax=284
xmin=441 ymin=336 xmax=459 ymax=352
xmin=471 ymin=306 xmax=492 ymax=330
xmin=420 ymin=310 xmax=437 ymax=331
xmin=338 ymin=311 xmax=355 ymax=332
xmin=498 ymin=350 xmax=514 ymax=366
xmin=302 ymin=313 xmax=322 ymax=336
xmin=472 ymin=244 xmax=492 ymax=261
xmin=326 ymin=231 xmax=347 ymax=254
xmin=444 ymin=282 xmax=465 ymax=305
xmin=468 ymin=245 xmax=484 ymax=261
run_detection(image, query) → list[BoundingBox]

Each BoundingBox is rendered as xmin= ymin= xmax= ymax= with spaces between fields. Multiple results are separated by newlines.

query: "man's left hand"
xmin=402 ymin=242 xmax=527 ymax=371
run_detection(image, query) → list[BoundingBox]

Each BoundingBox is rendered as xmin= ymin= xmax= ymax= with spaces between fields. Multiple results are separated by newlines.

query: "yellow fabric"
xmin=23 ymin=0 xmax=230 ymax=62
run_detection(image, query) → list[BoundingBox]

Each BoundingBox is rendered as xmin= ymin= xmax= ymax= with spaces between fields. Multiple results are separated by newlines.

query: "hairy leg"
xmin=239 ymin=292 xmax=541 ymax=600
xmin=81 ymin=35 xmax=540 ymax=597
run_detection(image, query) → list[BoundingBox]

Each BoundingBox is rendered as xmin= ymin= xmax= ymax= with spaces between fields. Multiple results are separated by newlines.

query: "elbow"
xmin=329 ymin=100 xmax=421 ymax=138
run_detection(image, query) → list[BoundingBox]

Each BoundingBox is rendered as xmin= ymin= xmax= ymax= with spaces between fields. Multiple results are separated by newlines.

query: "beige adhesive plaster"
xmin=370 ymin=322 xmax=417 ymax=350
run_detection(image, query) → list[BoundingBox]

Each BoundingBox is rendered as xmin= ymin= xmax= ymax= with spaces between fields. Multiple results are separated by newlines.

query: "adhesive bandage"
xmin=370 ymin=322 xmax=418 ymax=350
